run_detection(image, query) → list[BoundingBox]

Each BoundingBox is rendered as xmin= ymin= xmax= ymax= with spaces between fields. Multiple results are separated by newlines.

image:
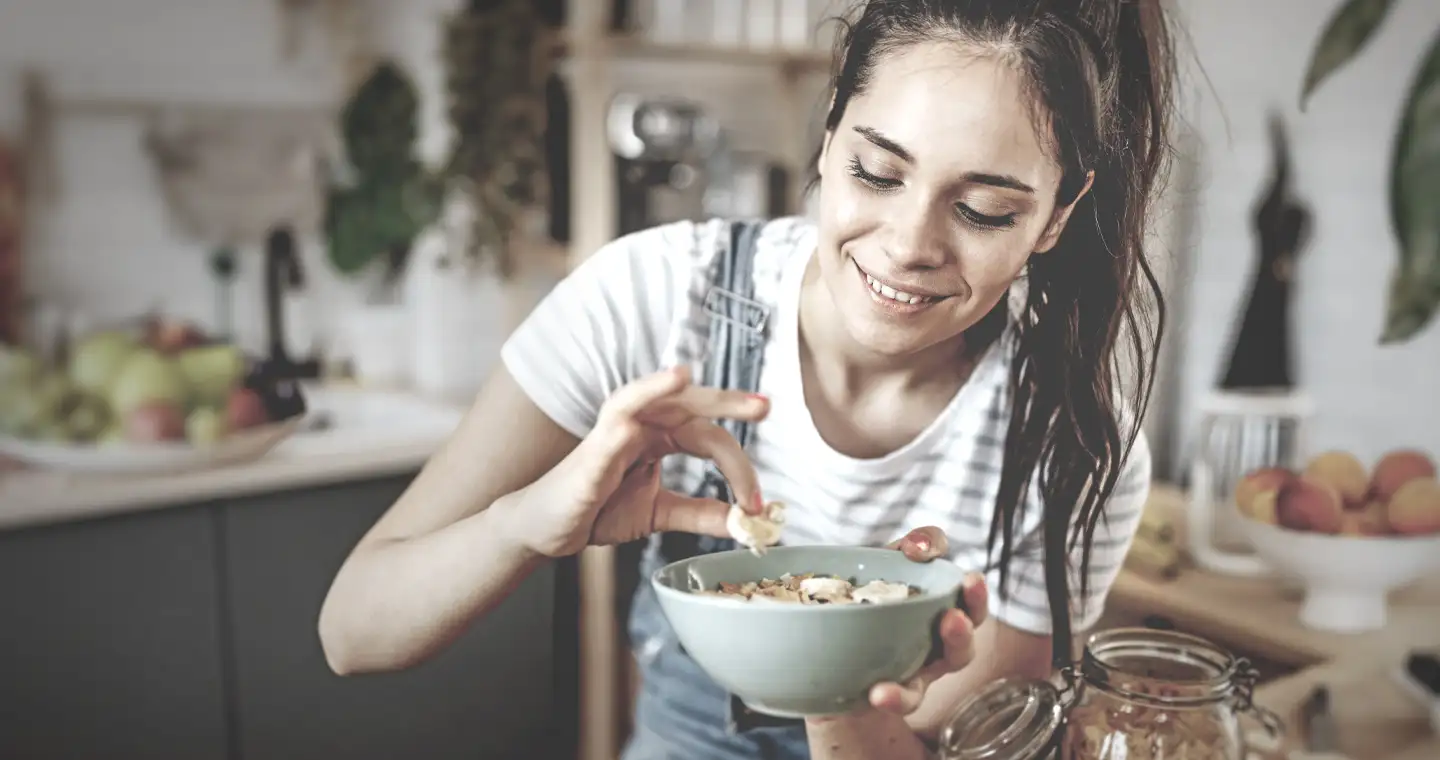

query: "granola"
xmin=697 ymin=573 xmax=919 ymax=605
xmin=1063 ymin=680 xmax=1242 ymax=760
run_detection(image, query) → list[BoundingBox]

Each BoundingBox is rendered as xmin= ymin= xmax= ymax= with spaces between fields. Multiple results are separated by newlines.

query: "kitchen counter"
xmin=0 ymin=383 xmax=468 ymax=532
xmin=1107 ymin=484 xmax=1440 ymax=760
xmin=0 ymin=381 xmax=571 ymax=760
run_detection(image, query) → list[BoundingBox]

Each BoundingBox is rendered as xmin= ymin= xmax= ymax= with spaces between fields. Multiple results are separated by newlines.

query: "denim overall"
xmin=621 ymin=221 xmax=812 ymax=760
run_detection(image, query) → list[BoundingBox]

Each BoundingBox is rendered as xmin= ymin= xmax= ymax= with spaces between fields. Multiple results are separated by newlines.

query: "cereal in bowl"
xmin=698 ymin=573 xmax=919 ymax=605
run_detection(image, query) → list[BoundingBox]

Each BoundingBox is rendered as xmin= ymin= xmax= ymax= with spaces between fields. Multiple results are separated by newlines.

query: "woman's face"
xmin=815 ymin=41 xmax=1088 ymax=358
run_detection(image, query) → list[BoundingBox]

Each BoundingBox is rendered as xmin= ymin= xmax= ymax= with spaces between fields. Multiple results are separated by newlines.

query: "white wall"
xmin=0 ymin=0 xmax=460 ymax=360
xmin=1167 ymin=0 xmax=1440 ymax=475
xmin=0 ymin=0 xmax=817 ymax=365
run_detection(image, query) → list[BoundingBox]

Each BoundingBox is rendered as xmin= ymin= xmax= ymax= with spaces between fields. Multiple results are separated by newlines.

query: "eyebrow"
xmin=851 ymin=125 xmax=1037 ymax=195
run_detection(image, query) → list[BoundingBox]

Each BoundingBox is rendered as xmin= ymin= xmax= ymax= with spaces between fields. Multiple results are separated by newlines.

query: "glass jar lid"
xmin=939 ymin=677 xmax=1064 ymax=760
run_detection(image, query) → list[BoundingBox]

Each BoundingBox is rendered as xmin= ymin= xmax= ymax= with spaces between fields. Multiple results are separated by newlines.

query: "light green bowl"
xmin=651 ymin=545 xmax=968 ymax=718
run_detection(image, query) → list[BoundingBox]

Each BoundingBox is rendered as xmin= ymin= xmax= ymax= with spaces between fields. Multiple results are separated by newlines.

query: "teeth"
xmin=865 ymin=273 xmax=928 ymax=305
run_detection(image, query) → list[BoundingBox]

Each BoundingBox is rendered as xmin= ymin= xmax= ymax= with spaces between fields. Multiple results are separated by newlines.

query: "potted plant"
xmin=1300 ymin=0 xmax=1440 ymax=343
xmin=324 ymin=61 xmax=443 ymax=386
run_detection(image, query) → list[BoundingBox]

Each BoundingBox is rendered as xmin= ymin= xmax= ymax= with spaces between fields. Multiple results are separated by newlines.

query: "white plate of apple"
xmin=0 ymin=319 xmax=309 ymax=475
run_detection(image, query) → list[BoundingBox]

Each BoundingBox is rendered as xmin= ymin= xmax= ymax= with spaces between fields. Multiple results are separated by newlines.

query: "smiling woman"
xmin=316 ymin=2 xmax=1177 ymax=760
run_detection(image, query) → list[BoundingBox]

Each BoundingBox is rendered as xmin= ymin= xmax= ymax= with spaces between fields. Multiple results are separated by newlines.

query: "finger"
xmin=959 ymin=572 xmax=989 ymax=629
xmin=868 ymin=673 xmax=928 ymax=716
xmin=925 ymin=608 xmax=976 ymax=675
xmin=640 ymin=386 xmax=769 ymax=428
xmin=601 ymin=366 xmax=691 ymax=423
xmin=653 ymin=490 xmax=733 ymax=537
xmin=886 ymin=526 xmax=949 ymax=562
xmin=669 ymin=419 xmax=764 ymax=514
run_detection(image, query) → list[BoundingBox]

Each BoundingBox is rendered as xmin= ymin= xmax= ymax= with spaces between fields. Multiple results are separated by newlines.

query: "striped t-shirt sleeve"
xmin=499 ymin=223 xmax=687 ymax=439
xmin=986 ymin=432 xmax=1153 ymax=636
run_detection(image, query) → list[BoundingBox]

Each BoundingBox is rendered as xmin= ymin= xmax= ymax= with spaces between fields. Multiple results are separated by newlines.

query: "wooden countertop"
xmin=0 ymin=384 xmax=467 ymax=532
xmin=1107 ymin=484 xmax=1440 ymax=760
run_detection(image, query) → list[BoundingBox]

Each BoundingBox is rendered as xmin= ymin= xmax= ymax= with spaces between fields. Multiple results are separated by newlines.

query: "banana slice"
xmin=727 ymin=500 xmax=786 ymax=556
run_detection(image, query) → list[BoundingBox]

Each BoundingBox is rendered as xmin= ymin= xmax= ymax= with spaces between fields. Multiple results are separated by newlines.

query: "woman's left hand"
xmin=869 ymin=526 xmax=989 ymax=716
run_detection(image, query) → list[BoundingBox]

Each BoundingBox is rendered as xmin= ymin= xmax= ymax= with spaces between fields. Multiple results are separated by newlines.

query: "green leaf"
xmin=1382 ymin=27 xmax=1440 ymax=344
xmin=1300 ymin=0 xmax=1397 ymax=108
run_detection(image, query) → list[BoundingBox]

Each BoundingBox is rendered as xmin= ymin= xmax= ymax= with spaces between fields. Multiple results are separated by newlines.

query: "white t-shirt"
xmin=501 ymin=217 xmax=1151 ymax=635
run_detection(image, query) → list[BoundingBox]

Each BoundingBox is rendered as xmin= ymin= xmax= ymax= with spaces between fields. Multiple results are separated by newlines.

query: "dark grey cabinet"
xmin=0 ymin=474 xmax=564 ymax=760
xmin=0 ymin=507 xmax=230 ymax=760
xmin=220 ymin=478 xmax=557 ymax=760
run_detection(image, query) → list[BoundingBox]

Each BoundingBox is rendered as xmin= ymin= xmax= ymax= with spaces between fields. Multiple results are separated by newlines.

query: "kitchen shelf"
xmin=558 ymin=32 xmax=833 ymax=72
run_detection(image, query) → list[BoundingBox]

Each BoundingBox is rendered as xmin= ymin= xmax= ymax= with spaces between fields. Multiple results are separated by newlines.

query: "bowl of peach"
xmin=1233 ymin=448 xmax=1440 ymax=633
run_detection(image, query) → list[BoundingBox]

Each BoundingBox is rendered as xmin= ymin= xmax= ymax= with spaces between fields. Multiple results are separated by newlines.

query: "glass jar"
xmin=939 ymin=628 xmax=1284 ymax=760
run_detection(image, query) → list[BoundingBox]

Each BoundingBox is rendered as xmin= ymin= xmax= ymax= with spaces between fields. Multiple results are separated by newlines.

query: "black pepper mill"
xmin=1218 ymin=112 xmax=1313 ymax=391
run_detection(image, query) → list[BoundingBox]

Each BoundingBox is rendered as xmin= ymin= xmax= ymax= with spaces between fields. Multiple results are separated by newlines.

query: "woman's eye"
xmin=957 ymin=204 xmax=1017 ymax=230
xmin=846 ymin=157 xmax=901 ymax=191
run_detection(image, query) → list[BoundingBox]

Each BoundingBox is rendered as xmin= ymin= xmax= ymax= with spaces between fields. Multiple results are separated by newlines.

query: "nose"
xmin=883 ymin=197 xmax=949 ymax=270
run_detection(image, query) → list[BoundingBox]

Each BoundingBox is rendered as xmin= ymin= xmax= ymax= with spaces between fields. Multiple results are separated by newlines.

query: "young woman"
xmin=318 ymin=0 xmax=1176 ymax=758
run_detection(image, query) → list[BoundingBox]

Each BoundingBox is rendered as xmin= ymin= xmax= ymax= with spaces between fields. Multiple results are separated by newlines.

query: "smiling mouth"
xmin=853 ymin=261 xmax=947 ymax=306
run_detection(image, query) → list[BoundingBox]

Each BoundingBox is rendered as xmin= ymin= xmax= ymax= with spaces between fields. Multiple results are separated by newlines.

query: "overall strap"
xmin=653 ymin=219 xmax=773 ymax=561
xmin=693 ymin=219 xmax=771 ymax=504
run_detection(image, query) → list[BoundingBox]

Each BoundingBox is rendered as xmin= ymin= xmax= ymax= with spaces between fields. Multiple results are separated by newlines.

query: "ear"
xmin=1033 ymin=171 xmax=1095 ymax=254
xmin=818 ymin=129 xmax=833 ymax=178
xmin=817 ymin=89 xmax=839 ymax=178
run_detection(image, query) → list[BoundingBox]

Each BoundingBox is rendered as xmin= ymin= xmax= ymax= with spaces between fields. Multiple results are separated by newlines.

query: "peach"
xmin=1385 ymin=478 xmax=1440 ymax=536
xmin=1275 ymin=475 xmax=1345 ymax=534
xmin=1339 ymin=501 xmax=1390 ymax=537
xmin=1235 ymin=467 xmax=1294 ymax=516
xmin=1303 ymin=451 xmax=1369 ymax=509
xmin=1248 ymin=490 xmax=1279 ymax=525
xmin=1370 ymin=449 xmax=1437 ymax=503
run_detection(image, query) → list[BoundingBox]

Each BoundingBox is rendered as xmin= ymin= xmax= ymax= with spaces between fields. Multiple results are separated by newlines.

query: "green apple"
xmin=108 ymin=349 xmax=191 ymax=417
xmin=177 ymin=344 xmax=246 ymax=408
xmin=96 ymin=424 xmax=126 ymax=447
xmin=69 ymin=331 xmax=139 ymax=395
xmin=1 ymin=373 xmax=74 ymax=437
xmin=185 ymin=406 xmax=229 ymax=446
xmin=0 ymin=345 xmax=43 ymax=386
xmin=65 ymin=394 xmax=112 ymax=442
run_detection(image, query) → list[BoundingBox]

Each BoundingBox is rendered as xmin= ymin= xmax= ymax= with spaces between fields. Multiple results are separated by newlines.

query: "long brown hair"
xmin=814 ymin=0 xmax=1175 ymax=665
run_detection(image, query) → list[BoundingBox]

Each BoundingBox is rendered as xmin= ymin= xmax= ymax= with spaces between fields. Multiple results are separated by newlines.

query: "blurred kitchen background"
xmin=0 ymin=1 xmax=1438 ymax=760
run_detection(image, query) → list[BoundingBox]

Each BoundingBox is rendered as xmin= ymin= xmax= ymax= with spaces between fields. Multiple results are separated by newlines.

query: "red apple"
xmin=124 ymin=401 xmax=187 ymax=443
xmin=226 ymin=388 xmax=269 ymax=431
xmin=147 ymin=317 xmax=206 ymax=355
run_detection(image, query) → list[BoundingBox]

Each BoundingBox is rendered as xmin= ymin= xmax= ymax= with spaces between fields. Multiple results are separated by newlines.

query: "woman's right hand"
xmin=503 ymin=365 xmax=770 ymax=558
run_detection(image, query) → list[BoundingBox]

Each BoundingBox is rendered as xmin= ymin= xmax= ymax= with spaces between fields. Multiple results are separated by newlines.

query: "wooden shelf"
xmin=559 ymin=33 xmax=833 ymax=73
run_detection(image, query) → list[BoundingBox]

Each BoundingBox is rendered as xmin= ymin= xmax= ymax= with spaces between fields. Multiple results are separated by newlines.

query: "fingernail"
xmin=747 ymin=393 xmax=768 ymax=403
xmin=913 ymin=538 xmax=930 ymax=553
xmin=964 ymin=572 xmax=982 ymax=588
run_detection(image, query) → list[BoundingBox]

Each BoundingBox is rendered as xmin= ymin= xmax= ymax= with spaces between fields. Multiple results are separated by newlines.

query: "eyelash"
xmin=845 ymin=156 xmax=1018 ymax=231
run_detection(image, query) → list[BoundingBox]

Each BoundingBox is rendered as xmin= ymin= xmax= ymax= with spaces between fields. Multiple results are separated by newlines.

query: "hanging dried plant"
xmin=441 ymin=0 xmax=556 ymax=279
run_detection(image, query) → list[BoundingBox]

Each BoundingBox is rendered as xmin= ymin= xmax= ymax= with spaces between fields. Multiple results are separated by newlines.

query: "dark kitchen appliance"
xmin=608 ymin=94 xmax=720 ymax=235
